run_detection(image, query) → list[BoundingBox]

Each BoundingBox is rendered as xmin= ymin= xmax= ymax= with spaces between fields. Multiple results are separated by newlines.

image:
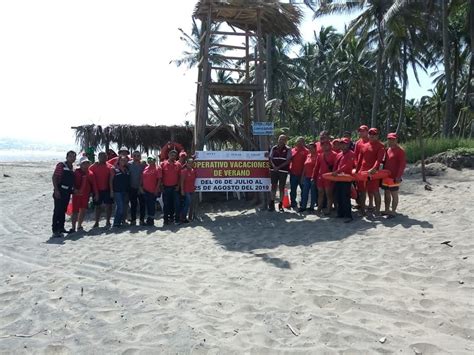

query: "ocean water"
xmin=0 ymin=138 xmax=78 ymax=162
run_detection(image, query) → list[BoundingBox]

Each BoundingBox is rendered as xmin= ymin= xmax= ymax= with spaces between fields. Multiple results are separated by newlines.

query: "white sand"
xmin=0 ymin=162 xmax=473 ymax=354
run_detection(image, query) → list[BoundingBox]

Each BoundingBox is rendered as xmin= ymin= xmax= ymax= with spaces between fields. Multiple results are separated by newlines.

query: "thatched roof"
xmin=194 ymin=0 xmax=302 ymax=38
xmin=72 ymin=124 xmax=240 ymax=152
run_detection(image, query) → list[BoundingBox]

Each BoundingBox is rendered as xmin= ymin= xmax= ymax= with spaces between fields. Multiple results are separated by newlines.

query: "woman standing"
xmin=299 ymin=143 xmax=318 ymax=213
xmin=141 ymin=156 xmax=162 ymax=226
xmin=110 ymin=155 xmax=130 ymax=228
xmin=179 ymin=158 xmax=196 ymax=223
xmin=313 ymin=141 xmax=337 ymax=215
xmin=71 ymin=156 xmax=98 ymax=232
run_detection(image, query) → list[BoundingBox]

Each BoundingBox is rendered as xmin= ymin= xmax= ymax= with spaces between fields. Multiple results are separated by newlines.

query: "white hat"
xmin=79 ymin=156 xmax=90 ymax=165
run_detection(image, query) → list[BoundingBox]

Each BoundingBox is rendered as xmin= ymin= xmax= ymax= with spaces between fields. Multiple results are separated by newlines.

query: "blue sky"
xmin=0 ymin=1 xmax=435 ymax=145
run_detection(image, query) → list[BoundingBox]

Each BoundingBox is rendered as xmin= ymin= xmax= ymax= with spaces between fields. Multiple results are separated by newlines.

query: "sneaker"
xmin=344 ymin=218 xmax=353 ymax=223
xmin=105 ymin=222 xmax=112 ymax=228
xmin=278 ymin=203 xmax=284 ymax=212
xmin=182 ymin=219 xmax=190 ymax=223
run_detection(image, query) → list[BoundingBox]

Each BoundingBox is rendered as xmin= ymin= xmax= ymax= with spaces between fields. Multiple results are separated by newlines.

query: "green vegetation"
xmin=403 ymin=138 xmax=474 ymax=163
xmin=175 ymin=1 xmax=473 ymax=142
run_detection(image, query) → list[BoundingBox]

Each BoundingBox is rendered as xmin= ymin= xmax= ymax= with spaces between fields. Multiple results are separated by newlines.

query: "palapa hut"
xmin=72 ymin=124 xmax=241 ymax=154
xmin=193 ymin=0 xmax=301 ymax=151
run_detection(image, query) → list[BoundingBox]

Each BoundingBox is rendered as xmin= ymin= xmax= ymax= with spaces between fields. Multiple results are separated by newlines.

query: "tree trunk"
xmin=442 ymin=0 xmax=455 ymax=137
xmin=396 ymin=41 xmax=408 ymax=135
xmin=386 ymin=68 xmax=395 ymax=134
xmin=371 ymin=21 xmax=384 ymax=128
xmin=265 ymin=34 xmax=275 ymax=101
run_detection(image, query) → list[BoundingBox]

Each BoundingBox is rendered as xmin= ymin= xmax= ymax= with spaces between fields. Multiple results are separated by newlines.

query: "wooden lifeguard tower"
xmin=193 ymin=0 xmax=301 ymax=151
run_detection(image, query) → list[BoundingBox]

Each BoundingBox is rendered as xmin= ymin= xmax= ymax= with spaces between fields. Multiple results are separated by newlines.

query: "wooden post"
xmin=242 ymin=28 xmax=251 ymax=149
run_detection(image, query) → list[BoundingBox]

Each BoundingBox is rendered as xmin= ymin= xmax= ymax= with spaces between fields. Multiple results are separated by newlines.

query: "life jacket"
xmin=112 ymin=166 xmax=130 ymax=193
xmin=270 ymin=145 xmax=290 ymax=173
xmin=59 ymin=162 xmax=75 ymax=193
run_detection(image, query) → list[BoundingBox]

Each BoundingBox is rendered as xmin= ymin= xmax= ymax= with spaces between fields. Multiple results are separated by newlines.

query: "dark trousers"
xmin=129 ymin=187 xmax=145 ymax=222
xmin=335 ymin=182 xmax=352 ymax=219
xmin=163 ymin=186 xmax=179 ymax=222
xmin=144 ymin=191 xmax=156 ymax=219
xmin=52 ymin=190 xmax=71 ymax=233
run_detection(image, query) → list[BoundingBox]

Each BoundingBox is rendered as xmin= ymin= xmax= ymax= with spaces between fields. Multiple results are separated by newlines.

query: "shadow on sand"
xmin=196 ymin=204 xmax=434 ymax=269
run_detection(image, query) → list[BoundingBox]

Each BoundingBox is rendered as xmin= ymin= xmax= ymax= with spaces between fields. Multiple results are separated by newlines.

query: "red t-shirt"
xmin=334 ymin=150 xmax=355 ymax=175
xmin=74 ymin=169 xmax=97 ymax=196
xmin=354 ymin=138 xmax=369 ymax=170
xmin=181 ymin=168 xmax=197 ymax=193
xmin=89 ymin=163 xmax=112 ymax=191
xmin=384 ymin=146 xmax=406 ymax=180
xmin=161 ymin=160 xmax=181 ymax=186
xmin=289 ymin=146 xmax=309 ymax=175
xmin=360 ymin=140 xmax=385 ymax=172
xmin=303 ymin=153 xmax=317 ymax=178
xmin=142 ymin=165 xmax=162 ymax=193
xmin=312 ymin=151 xmax=337 ymax=180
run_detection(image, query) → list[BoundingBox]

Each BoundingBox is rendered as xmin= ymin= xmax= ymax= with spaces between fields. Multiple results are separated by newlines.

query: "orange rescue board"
xmin=322 ymin=173 xmax=354 ymax=182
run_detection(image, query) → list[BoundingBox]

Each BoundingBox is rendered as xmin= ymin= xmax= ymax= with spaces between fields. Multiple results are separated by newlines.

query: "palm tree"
xmin=171 ymin=17 xmax=228 ymax=69
xmin=314 ymin=0 xmax=393 ymax=128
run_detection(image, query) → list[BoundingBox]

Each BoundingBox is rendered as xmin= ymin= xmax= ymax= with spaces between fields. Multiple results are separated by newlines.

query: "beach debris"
xmin=0 ymin=329 xmax=48 ymax=338
xmin=379 ymin=337 xmax=387 ymax=344
xmin=440 ymin=241 xmax=453 ymax=247
xmin=413 ymin=347 xmax=422 ymax=355
xmin=463 ymin=256 xmax=468 ymax=260
xmin=286 ymin=323 xmax=299 ymax=336
xmin=459 ymin=280 xmax=464 ymax=285
xmin=81 ymin=287 xmax=83 ymax=296
xmin=424 ymin=184 xmax=432 ymax=191
xmin=3 ymin=174 xmax=11 ymax=178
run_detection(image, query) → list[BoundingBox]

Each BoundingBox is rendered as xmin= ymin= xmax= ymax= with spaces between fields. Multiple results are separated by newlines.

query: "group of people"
xmin=51 ymin=126 xmax=406 ymax=237
xmin=268 ymin=125 xmax=406 ymax=223
xmin=51 ymin=147 xmax=196 ymax=238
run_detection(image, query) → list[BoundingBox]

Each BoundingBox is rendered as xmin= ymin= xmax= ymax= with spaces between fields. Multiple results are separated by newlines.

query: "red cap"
xmin=368 ymin=128 xmax=378 ymax=135
xmin=341 ymin=137 xmax=351 ymax=144
xmin=387 ymin=132 xmax=398 ymax=139
xmin=179 ymin=151 xmax=187 ymax=157
xmin=358 ymin=125 xmax=369 ymax=132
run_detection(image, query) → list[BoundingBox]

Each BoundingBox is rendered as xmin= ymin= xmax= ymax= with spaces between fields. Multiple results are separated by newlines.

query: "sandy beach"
xmin=0 ymin=162 xmax=473 ymax=354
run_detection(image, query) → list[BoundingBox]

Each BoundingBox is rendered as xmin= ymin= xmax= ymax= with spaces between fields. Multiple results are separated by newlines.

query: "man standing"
xmin=358 ymin=128 xmax=385 ymax=216
xmin=315 ymin=131 xmax=331 ymax=154
xmin=289 ymin=137 xmax=308 ymax=209
xmin=332 ymin=138 xmax=355 ymax=223
xmin=382 ymin=133 xmax=406 ymax=216
xmin=51 ymin=150 xmax=76 ymax=237
xmin=161 ymin=150 xmax=181 ymax=224
xmin=268 ymin=135 xmax=291 ymax=212
xmin=90 ymin=152 xmax=113 ymax=228
xmin=128 ymin=151 xmax=146 ymax=226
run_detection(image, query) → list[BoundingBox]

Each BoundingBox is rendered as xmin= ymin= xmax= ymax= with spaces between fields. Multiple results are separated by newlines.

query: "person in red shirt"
xmin=314 ymin=131 xmax=331 ymax=154
xmin=358 ymin=128 xmax=385 ymax=216
xmin=382 ymin=133 xmax=406 ymax=216
xmin=160 ymin=150 xmax=181 ymax=224
xmin=354 ymin=125 xmax=370 ymax=208
xmin=89 ymin=152 xmax=113 ymax=228
xmin=332 ymin=137 xmax=355 ymax=222
xmin=332 ymin=139 xmax=342 ymax=154
xmin=141 ymin=156 xmax=162 ymax=226
xmin=299 ymin=143 xmax=317 ymax=213
xmin=71 ymin=156 xmax=98 ymax=232
xmin=313 ymin=141 xmax=337 ymax=215
xmin=179 ymin=158 xmax=197 ymax=223
xmin=288 ymin=137 xmax=309 ymax=209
